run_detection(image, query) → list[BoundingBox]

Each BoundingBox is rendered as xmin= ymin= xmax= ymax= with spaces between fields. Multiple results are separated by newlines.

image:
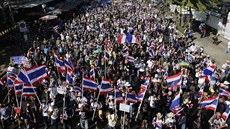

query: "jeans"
xmin=181 ymin=123 xmax=186 ymax=129
xmin=51 ymin=118 xmax=58 ymax=129
xmin=108 ymin=126 xmax=116 ymax=129
xmin=80 ymin=119 xmax=88 ymax=129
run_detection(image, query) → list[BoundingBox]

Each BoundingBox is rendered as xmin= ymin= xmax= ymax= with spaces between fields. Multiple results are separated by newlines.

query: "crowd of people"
xmin=0 ymin=0 xmax=230 ymax=129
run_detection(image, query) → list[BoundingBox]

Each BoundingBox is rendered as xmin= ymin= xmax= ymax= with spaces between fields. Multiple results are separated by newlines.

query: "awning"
xmin=39 ymin=15 xmax=57 ymax=21
xmin=47 ymin=8 xmax=62 ymax=15
xmin=55 ymin=0 xmax=83 ymax=12
xmin=18 ymin=0 xmax=54 ymax=8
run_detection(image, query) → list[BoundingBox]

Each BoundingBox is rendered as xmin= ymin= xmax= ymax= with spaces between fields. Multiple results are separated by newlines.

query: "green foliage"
xmin=168 ymin=0 xmax=219 ymax=12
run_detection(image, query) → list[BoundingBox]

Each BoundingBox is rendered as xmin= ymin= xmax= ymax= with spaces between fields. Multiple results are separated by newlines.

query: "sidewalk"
xmin=193 ymin=32 xmax=230 ymax=68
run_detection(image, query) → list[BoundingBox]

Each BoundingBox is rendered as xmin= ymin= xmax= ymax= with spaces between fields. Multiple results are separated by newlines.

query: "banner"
xmin=11 ymin=56 xmax=25 ymax=65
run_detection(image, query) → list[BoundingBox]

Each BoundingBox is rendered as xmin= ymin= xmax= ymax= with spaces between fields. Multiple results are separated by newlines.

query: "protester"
xmin=0 ymin=0 xmax=229 ymax=129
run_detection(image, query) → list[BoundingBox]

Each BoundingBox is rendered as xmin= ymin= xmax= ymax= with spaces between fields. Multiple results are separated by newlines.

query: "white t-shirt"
xmin=148 ymin=96 xmax=157 ymax=108
xmin=40 ymin=104 xmax=49 ymax=117
xmin=51 ymin=108 xmax=59 ymax=119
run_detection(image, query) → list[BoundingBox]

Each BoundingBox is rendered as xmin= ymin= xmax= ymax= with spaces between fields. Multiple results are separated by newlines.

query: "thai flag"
xmin=136 ymin=84 xmax=148 ymax=102
xmin=198 ymin=86 xmax=204 ymax=99
xmin=163 ymin=72 xmax=168 ymax=80
xmin=150 ymin=43 xmax=156 ymax=49
xmin=53 ymin=25 xmax=59 ymax=33
xmin=104 ymin=51 xmax=110 ymax=61
xmin=17 ymin=69 xmax=31 ymax=86
xmin=115 ymin=89 xmax=124 ymax=104
xmin=117 ymin=83 xmax=124 ymax=90
xmin=64 ymin=58 xmax=74 ymax=74
xmin=104 ymin=39 xmax=109 ymax=51
xmin=148 ymin=47 xmax=155 ymax=58
xmin=126 ymin=93 xmax=137 ymax=103
xmin=122 ymin=45 xmax=129 ymax=51
xmin=219 ymin=88 xmax=230 ymax=97
xmin=53 ymin=52 xmax=66 ymax=73
xmin=167 ymin=72 xmax=182 ymax=90
xmin=122 ymin=51 xmax=129 ymax=57
xmin=203 ymin=65 xmax=216 ymax=76
xmin=74 ymin=86 xmax=82 ymax=93
xmin=24 ymin=65 xmax=48 ymax=86
xmin=141 ymin=78 xmax=150 ymax=90
xmin=199 ymin=73 xmax=211 ymax=83
xmin=117 ymin=34 xmax=139 ymax=44
xmin=160 ymin=43 xmax=165 ymax=55
xmin=14 ymin=79 xmax=23 ymax=94
xmin=200 ymin=96 xmax=219 ymax=110
xmin=82 ymin=77 xmax=98 ymax=91
xmin=99 ymin=78 xmax=113 ymax=95
xmin=22 ymin=84 xmax=36 ymax=96
xmin=126 ymin=56 xmax=135 ymax=62
xmin=54 ymin=53 xmax=66 ymax=73
xmin=116 ymin=79 xmax=123 ymax=90
xmin=89 ymin=68 xmax=95 ymax=78
xmin=66 ymin=71 xmax=73 ymax=85
xmin=94 ymin=59 xmax=99 ymax=67
xmin=170 ymin=93 xmax=181 ymax=113
xmin=7 ymin=71 xmax=17 ymax=87
xmin=222 ymin=106 xmax=230 ymax=120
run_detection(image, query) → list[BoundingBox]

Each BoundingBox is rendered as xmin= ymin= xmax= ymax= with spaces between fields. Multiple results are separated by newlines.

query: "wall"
xmin=170 ymin=4 xmax=230 ymax=40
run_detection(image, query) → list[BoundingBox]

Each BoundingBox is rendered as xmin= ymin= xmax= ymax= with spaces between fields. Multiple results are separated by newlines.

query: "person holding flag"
xmin=209 ymin=112 xmax=228 ymax=129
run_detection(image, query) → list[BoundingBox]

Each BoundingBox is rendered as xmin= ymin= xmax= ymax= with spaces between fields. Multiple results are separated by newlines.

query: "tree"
xmin=168 ymin=0 xmax=219 ymax=28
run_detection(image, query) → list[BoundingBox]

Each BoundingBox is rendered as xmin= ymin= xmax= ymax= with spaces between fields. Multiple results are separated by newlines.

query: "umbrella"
xmin=179 ymin=62 xmax=189 ymax=66
xmin=165 ymin=16 xmax=173 ymax=19
xmin=93 ymin=49 xmax=103 ymax=54
xmin=39 ymin=15 xmax=58 ymax=21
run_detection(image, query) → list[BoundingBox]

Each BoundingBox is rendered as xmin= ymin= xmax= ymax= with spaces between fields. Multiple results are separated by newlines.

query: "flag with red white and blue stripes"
xmin=126 ymin=56 xmax=135 ymax=62
xmin=167 ymin=72 xmax=182 ymax=90
xmin=53 ymin=52 xmax=66 ymax=74
xmin=82 ymin=77 xmax=98 ymax=91
xmin=7 ymin=71 xmax=17 ymax=87
xmin=222 ymin=106 xmax=230 ymax=120
xmin=219 ymin=88 xmax=230 ymax=97
xmin=115 ymin=89 xmax=124 ymax=104
xmin=200 ymin=96 xmax=219 ymax=111
xmin=170 ymin=93 xmax=181 ymax=113
xmin=64 ymin=58 xmax=74 ymax=75
xmin=126 ymin=93 xmax=137 ymax=103
xmin=99 ymin=78 xmax=113 ymax=95
xmin=14 ymin=78 xmax=23 ymax=94
xmin=22 ymin=84 xmax=36 ymax=96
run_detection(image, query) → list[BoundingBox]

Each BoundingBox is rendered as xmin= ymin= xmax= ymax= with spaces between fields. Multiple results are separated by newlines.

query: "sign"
xmin=11 ymin=56 xmax=25 ymax=64
xmin=19 ymin=22 xmax=27 ymax=32
xmin=119 ymin=103 xmax=131 ymax=113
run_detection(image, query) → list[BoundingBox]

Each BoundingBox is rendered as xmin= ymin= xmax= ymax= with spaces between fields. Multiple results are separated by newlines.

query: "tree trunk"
xmin=179 ymin=5 xmax=182 ymax=26
xmin=189 ymin=7 xmax=193 ymax=29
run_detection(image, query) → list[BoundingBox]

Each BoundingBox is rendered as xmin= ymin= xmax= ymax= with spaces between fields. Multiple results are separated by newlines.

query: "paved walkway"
xmin=192 ymin=32 xmax=230 ymax=68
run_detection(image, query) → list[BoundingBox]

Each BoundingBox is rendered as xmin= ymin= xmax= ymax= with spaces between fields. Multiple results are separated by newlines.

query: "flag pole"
xmin=135 ymin=91 xmax=145 ymax=121
xmin=114 ymin=85 xmax=117 ymax=114
xmin=62 ymin=85 xmax=66 ymax=127
xmin=122 ymin=89 xmax=127 ymax=129
xmin=92 ymin=85 xmax=101 ymax=120
xmin=213 ymin=94 xmax=220 ymax=116
xmin=23 ymin=69 xmax=42 ymax=106
xmin=3 ymin=88 xmax=11 ymax=102
xmin=20 ymin=84 xmax=24 ymax=109
xmin=82 ymin=70 xmax=84 ymax=99
xmin=13 ymin=84 xmax=19 ymax=107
